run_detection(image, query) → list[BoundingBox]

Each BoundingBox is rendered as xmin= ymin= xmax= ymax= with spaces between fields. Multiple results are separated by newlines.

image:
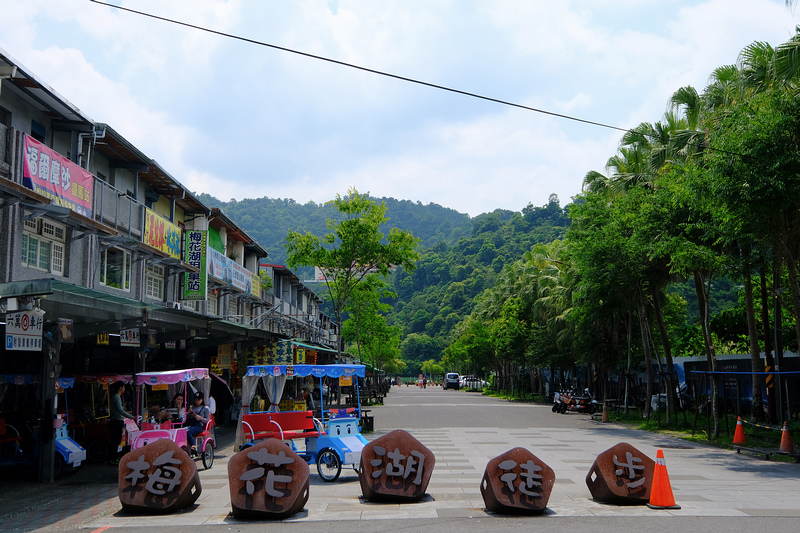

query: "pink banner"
xmin=22 ymin=134 xmax=93 ymax=217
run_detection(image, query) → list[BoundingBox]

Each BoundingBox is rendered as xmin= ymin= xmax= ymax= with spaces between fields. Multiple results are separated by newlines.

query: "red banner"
xmin=22 ymin=134 xmax=93 ymax=217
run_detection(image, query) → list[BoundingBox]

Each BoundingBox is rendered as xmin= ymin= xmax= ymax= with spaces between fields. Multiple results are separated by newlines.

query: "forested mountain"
xmin=195 ymin=192 xmax=571 ymax=376
xmin=196 ymin=193 xmax=473 ymax=269
xmin=389 ymin=196 xmax=571 ymax=376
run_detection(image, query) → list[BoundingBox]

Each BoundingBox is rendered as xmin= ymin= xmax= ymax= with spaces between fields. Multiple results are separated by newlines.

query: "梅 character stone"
xmin=118 ymin=438 xmax=201 ymax=514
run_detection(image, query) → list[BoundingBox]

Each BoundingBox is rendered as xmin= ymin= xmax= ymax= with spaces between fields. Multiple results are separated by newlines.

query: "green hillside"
xmin=197 ymin=192 xmax=571 ymax=376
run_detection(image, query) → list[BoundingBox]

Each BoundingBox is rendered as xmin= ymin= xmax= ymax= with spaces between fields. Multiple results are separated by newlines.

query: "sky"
xmin=2 ymin=1 xmax=800 ymax=217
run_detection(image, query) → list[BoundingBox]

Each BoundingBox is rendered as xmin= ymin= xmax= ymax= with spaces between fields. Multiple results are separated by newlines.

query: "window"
xmin=208 ymin=291 xmax=218 ymax=316
xmin=181 ymin=300 xmax=197 ymax=312
xmin=30 ymin=120 xmax=45 ymax=142
xmin=21 ymin=218 xmax=66 ymax=276
xmin=145 ymin=264 xmax=165 ymax=300
xmin=229 ymin=298 xmax=238 ymax=322
xmin=100 ymin=247 xmax=131 ymax=290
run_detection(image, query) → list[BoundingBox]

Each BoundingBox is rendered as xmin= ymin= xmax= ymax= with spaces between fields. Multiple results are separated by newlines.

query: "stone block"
xmin=118 ymin=438 xmax=201 ymax=514
xmin=228 ymin=439 xmax=309 ymax=519
xmin=358 ymin=429 xmax=435 ymax=502
xmin=480 ymin=447 xmax=555 ymax=514
xmin=585 ymin=442 xmax=655 ymax=504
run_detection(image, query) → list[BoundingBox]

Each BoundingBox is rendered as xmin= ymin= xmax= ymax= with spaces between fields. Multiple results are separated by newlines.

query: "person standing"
xmin=109 ymin=381 xmax=134 ymax=465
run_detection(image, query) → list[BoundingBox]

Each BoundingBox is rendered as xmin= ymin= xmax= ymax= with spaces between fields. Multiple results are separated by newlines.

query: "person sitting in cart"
xmin=187 ymin=391 xmax=210 ymax=451
xmin=166 ymin=393 xmax=186 ymax=423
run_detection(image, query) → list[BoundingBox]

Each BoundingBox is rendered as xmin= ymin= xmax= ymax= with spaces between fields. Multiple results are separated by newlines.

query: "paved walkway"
xmin=2 ymin=386 xmax=800 ymax=530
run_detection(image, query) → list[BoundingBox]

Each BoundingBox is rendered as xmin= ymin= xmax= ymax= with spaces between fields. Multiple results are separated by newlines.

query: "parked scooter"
xmin=553 ymin=388 xmax=599 ymax=414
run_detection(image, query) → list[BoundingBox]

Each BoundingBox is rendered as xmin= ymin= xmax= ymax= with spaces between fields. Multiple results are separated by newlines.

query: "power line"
xmin=88 ymin=0 xmax=748 ymax=161
xmin=89 ymin=0 xmax=628 ymax=132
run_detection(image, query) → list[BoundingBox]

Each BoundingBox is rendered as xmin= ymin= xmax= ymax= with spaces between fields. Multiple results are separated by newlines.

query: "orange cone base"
xmin=647 ymin=502 xmax=681 ymax=510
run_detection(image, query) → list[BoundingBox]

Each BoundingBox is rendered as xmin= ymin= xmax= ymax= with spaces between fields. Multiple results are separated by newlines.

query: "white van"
xmin=443 ymin=373 xmax=460 ymax=390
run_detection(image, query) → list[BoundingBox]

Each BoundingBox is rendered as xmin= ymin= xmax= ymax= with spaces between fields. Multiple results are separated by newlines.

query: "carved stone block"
xmin=480 ymin=447 xmax=555 ymax=514
xmin=358 ymin=429 xmax=435 ymax=502
xmin=118 ymin=438 xmax=201 ymax=514
xmin=586 ymin=442 xmax=655 ymax=504
xmin=228 ymin=439 xmax=310 ymax=519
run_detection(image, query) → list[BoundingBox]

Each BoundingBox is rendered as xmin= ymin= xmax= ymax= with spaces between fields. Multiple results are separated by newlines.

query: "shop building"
xmin=0 ymin=48 xmax=337 ymax=481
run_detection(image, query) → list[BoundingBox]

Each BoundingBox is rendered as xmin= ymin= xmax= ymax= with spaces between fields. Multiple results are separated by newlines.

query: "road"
xmin=2 ymin=384 xmax=800 ymax=532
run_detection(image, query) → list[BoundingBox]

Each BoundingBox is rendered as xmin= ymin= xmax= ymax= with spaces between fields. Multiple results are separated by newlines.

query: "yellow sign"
xmin=152 ymin=384 xmax=168 ymax=391
xmin=339 ymin=376 xmax=352 ymax=386
xmin=97 ymin=332 xmax=110 ymax=345
xmin=143 ymin=208 xmax=182 ymax=259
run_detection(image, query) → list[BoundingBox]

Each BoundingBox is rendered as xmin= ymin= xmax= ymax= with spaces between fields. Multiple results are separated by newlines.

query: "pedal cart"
xmin=0 ymin=374 xmax=86 ymax=478
xmin=126 ymin=368 xmax=215 ymax=469
xmin=238 ymin=364 xmax=367 ymax=482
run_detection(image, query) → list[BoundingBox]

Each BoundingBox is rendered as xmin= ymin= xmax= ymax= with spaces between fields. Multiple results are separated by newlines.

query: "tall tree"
xmin=285 ymin=188 xmax=420 ymax=357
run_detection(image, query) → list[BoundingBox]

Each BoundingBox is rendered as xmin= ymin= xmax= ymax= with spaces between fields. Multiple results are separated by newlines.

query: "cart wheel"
xmin=54 ymin=453 xmax=65 ymax=478
xmin=86 ymin=438 xmax=110 ymax=463
xmin=63 ymin=460 xmax=82 ymax=475
xmin=202 ymin=441 xmax=214 ymax=470
xmin=316 ymin=449 xmax=341 ymax=482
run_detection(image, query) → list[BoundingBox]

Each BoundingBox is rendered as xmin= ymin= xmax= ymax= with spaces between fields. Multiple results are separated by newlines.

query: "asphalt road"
xmin=2 ymin=383 xmax=799 ymax=532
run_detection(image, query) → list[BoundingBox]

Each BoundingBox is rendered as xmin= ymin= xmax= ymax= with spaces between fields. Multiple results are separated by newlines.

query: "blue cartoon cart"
xmin=0 ymin=374 xmax=86 ymax=477
xmin=238 ymin=364 xmax=368 ymax=481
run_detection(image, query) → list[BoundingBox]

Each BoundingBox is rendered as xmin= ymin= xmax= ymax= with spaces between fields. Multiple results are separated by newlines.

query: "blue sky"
xmin=2 ymin=1 xmax=799 ymax=216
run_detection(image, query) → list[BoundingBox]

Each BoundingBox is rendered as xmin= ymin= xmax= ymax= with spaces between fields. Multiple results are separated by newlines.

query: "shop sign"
xmin=143 ymin=208 xmax=181 ymax=259
xmin=58 ymin=318 xmax=74 ymax=343
xmin=251 ymin=272 xmax=261 ymax=298
xmin=97 ymin=332 xmax=110 ymax=345
xmin=120 ymin=328 xmax=140 ymax=347
xmin=218 ymin=344 xmax=234 ymax=369
xmin=5 ymin=310 xmax=44 ymax=351
xmin=207 ymin=247 xmax=253 ymax=293
xmin=182 ymin=230 xmax=207 ymax=300
xmin=22 ymin=134 xmax=94 ymax=217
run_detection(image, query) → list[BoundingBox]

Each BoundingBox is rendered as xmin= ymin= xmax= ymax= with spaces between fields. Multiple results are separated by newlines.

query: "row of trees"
xmin=445 ymin=30 xmax=800 ymax=434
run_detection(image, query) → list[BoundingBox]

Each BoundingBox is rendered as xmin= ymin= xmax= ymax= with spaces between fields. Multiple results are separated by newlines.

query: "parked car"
xmin=443 ymin=373 xmax=460 ymax=390
xmin=461 ymin=376 xmax=487 ymax=390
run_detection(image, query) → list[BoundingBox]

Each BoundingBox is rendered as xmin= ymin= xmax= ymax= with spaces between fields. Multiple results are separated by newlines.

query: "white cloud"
xmin=2 ymin=0 xmax=799 ymax=218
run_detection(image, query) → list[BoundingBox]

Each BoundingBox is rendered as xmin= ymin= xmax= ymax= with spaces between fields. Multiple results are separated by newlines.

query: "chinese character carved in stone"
xmin=586 ymin=442 xmax=655 ymax=504
xmin=228 ymin=439 xmax=309 ymax=519
xmin=358 ymin=429 xmax=435 ymax=502
xmin=118 ymin=439 xmax=201 ymax=514
xmin=481 ymin=447 xmax=555 ymax=514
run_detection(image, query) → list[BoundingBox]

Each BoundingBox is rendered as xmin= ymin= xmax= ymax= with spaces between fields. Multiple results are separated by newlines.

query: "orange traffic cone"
xmin=733 ymin=416 xmax=746 ymax=445
xmin=647 ymin=449 xmax=680 ymax=510
xmin=780 ymin=422 xmax=794 ymax=453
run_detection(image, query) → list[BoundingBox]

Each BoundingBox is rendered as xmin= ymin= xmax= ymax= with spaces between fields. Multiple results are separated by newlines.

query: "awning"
xmin=291 ymin=340 xmax=338 ymax=353
xmin=246 ymin=364 xmax=366 ymax=379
